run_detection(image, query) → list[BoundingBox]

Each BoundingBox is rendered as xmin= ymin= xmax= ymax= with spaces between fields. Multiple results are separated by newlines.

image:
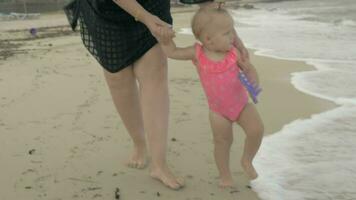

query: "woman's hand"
xmin=141 ymin=14 xmax=175 ymax=39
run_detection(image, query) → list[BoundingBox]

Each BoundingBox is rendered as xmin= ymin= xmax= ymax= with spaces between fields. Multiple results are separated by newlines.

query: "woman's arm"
xmin=112 ymin=0 xmax=150 ymax=23
xmin=112 ymin=0 xmax=174 ymax=38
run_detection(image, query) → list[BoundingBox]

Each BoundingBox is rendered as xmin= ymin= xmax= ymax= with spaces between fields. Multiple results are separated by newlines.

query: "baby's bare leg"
xmin=209 ymin=111 xmax=234 ymax=188
xmin=236 ymin=103 xmax=264 ymax=180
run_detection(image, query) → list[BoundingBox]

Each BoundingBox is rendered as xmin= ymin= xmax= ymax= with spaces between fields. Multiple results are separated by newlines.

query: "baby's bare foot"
xmin=150 ymin=166 xmax=184 ymax=190
xmin=126 ymin=146 xmax=147 ymax=169
xmin=219 ymin=177 xmax=234 ymax=188
xmin=241 ymin=160 xmax=258 ymax=180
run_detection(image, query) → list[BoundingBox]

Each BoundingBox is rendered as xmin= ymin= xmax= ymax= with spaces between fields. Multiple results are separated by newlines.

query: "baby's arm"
xmin=233 ymin=28 xmax=260 ymax=85
xmin=155 ymin=28 xmax=195 ymax=60
xmin=233 ymin=28 xmax=250 ymax=63
xmin=160 ymin=39 xmax=195 ymax=61
xmin=235 ymin=46 xmax=260 ymax=86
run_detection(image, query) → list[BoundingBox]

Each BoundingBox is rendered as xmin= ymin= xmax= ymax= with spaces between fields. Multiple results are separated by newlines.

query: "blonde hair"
xmin=191 ymin=7 xmax=233 ymax=40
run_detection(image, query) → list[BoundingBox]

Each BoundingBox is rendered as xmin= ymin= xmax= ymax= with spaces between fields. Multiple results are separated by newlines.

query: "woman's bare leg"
xmin=133 ymin=44 xmax=184 ymax=189
xmin=236 ymin=103 xmax=264 ymax=180
xmin=209 ymin=111 xmax=234 ymax=188
xmin=104 ymin=67 xmax=147 ymax=169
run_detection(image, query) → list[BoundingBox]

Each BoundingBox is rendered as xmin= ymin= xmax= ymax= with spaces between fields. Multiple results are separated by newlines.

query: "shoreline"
xmin=248 ymin=48 xmax=337 ymax=135
xmin=0 ymin=11 xmax=336 ymax=200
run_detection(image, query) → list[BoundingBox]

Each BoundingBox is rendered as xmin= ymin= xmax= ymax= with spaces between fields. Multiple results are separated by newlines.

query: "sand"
xmin=0 ymin=10 xmax=335 ymax=200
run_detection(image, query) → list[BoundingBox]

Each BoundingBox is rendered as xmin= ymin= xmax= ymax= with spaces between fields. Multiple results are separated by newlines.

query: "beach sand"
xmin=0 ymin=11 xmax=335 ymax=200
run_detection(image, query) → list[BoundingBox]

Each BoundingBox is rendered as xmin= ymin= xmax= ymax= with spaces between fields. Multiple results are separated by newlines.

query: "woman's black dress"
xmin=64 ymin=0 xmax=172 ymax=73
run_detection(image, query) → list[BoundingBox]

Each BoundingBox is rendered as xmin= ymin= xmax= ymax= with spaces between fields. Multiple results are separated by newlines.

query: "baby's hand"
xmin=244 ymin=63 xmax=259 ymax=87
xmin=238 ymin=70 xmax=261 ymax=104
xmin=237 ymin=58 xmax=259 ymax=87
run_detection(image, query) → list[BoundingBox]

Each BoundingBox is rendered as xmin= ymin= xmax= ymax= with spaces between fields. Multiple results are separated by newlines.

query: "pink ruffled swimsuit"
xmin=193 ymin=43 xmax=248 ymax=121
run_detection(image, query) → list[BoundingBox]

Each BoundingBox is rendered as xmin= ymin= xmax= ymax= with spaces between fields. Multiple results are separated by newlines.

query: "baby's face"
xmin=208 ymin=16 xmax=235 ymax=52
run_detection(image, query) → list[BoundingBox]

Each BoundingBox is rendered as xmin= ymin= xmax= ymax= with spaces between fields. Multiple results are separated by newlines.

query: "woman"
xmin=64 ymin=0 xmax=181 ymax=189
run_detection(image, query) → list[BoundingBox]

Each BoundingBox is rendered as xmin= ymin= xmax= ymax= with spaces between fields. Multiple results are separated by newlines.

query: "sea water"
xmin=180 ymin=0 xmax=356 ymax=199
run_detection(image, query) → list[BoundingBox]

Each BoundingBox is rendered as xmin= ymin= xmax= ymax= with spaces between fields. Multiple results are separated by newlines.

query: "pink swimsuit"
xmin=193 ymin=43 xmax=248 ymax=121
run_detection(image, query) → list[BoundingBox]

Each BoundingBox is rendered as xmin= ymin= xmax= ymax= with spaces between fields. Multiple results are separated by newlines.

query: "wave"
xmin=334 ymin=19 xmax=356 ymax=27
xmin=251 ymin=105 xmax=356 ymax=200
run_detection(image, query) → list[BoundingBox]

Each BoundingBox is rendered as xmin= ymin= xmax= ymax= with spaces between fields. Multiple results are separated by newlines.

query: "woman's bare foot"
xmin=241 ymin=160 xmax=258 ymax=180
xmin=219 ymin=177 xmax=234 ymax=188
xmin=126 ymin=145 xmax=147 ymax=169
xmin=150 ymin=166 xmax=184 ymax=190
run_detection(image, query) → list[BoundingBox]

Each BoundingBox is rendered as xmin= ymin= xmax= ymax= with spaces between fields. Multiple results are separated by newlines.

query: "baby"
xmin=158 ymin=7 xmax=264 ymax=187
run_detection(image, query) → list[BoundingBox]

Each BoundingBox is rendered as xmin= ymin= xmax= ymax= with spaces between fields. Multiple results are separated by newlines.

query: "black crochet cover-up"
xmin=64 ymin=0 xmax=173 ymax=73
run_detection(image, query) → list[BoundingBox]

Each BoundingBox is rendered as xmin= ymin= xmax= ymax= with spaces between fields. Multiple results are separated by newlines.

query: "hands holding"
xmin=140 ymin=13 xmax=175 ymax=44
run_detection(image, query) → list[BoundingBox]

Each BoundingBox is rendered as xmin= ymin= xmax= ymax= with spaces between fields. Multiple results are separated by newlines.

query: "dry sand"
xmin=0 ymin=10 xmax=335 ymax=200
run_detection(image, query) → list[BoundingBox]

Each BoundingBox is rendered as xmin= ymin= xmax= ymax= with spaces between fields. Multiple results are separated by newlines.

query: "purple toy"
xmin=238 ymin=71 xmax=262 ymax=104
